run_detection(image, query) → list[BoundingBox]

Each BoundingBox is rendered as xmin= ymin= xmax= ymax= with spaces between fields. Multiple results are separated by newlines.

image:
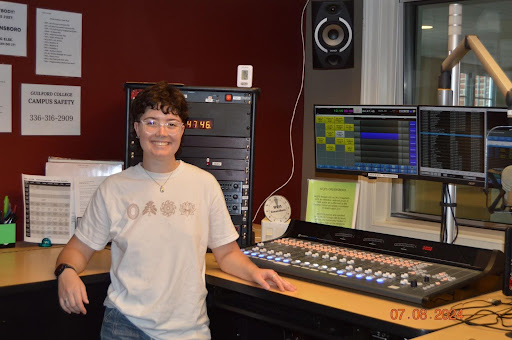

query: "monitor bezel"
xmin=313 ymin=104 xmax=419 ymax=179
xmin=417 ymin=105 xmax=489 ymax=187
xmin=484 ymin=107 xmax=510 ymax=190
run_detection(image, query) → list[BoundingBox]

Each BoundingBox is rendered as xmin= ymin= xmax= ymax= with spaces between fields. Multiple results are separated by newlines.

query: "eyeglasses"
xmin=139 ymin=119 xmax=185 ymax=134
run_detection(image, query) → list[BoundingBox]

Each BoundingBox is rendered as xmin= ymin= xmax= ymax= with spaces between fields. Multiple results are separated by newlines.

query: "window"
xmin=399 ymin=0 xmax=512 ymax=227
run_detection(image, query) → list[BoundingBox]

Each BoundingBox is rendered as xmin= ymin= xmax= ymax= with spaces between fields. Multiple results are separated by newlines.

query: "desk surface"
xmin=413 ymin=323 xmax=512 ymax=340
xmin=0 ymin=244 xmax=111 ymax=290
xmin=204 ymin=253 xmax=512 ymax=339
xmin=205 ymin=254 xmax=458 ymax=330
xmin=1 ymin=245 xmax=511 ymax=339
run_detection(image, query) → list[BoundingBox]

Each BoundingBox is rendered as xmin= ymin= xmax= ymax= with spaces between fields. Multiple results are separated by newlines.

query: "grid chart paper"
xmin=23 ymin=175 xmax=74 ymax=244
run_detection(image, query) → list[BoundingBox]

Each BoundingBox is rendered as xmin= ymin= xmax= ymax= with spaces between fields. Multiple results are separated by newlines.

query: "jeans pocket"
xmin=103 ymin=307 xmax=116 ymax=323
xmin=101 ymin=307 xmax=150 ymax=340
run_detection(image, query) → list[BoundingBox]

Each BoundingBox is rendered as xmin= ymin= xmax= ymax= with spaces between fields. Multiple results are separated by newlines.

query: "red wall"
xmin=0 ymin=0 xmax=305 ymax=241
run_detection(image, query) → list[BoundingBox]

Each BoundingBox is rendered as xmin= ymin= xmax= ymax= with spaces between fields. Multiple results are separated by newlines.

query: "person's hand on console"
xmin=57 ymin=267 xmax=89 ymax=315
xmin=212 ymin=240 xmax=297 ymax=293
xmin=250 ymin=268 xmax=296 ymax=292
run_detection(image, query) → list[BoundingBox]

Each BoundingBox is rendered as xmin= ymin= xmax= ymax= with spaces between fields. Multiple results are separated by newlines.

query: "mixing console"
xmin=242 ymin=220 xmax=504 ymax=308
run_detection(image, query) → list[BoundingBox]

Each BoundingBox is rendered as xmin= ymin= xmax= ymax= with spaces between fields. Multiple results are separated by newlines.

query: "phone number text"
xmin=29 ymin=115 xmax=74 ymax=122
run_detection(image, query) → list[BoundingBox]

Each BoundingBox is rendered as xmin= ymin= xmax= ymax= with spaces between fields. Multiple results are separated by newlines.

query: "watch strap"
xmin=54 ymin=263 xmax=76 ymax=277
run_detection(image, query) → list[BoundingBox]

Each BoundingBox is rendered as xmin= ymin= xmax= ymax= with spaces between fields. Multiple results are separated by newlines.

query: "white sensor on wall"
xmin=237 ymin=65 xmax=253 ymax=88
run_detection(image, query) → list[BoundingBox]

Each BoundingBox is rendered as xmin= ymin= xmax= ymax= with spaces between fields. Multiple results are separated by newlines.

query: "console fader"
xmin=243 ymin=220 xmax=504 ymax=308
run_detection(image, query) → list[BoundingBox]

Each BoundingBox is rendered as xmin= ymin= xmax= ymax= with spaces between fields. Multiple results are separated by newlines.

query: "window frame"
xmin=356 ymin=0 xmax=505 ymax=251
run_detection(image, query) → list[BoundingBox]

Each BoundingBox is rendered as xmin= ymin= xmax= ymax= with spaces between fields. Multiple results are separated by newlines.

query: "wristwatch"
xmin=54 ymin=263 xmax=76 ymax=277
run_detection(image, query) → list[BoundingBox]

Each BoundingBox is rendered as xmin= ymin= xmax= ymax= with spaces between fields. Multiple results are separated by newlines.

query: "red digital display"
xmin=186 ymin=118 xmax=213 ymax=130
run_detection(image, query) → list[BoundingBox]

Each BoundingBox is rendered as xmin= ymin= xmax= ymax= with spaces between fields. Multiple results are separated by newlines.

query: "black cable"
xmin=452 ymin=298 xmax=512 ymax=311
xmin=440 ymin=184 xmax=447 ymax=242
xmin=454 ymin=306 xmax=512 ymax=331
xmin=438 ymin=184 xmax=459 ymax=243
xmin=445 ymin=187 xmax=459 ymax=243
xmin=451 ymin=299 xmax=497 ymax=310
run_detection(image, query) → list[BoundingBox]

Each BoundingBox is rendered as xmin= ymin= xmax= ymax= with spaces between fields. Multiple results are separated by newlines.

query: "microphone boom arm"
xmin=438 ymin=35 xmax=512 ymax=116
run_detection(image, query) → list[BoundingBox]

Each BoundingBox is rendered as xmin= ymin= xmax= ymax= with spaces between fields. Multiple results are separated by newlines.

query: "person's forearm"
xmin=216 ymin=249 xmax=259 ymax=282
xmin=56 ymin=247 xmax=89 ymax=273
xmin=213 ymin=241 xmax=297 ymax=292
xmin=55 ymin=235 xmax=95 ymax=274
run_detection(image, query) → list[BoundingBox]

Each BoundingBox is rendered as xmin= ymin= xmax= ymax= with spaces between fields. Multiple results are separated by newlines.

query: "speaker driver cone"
xmin=314 ymin=17 xmax=352 ymax=53
xmin=322 ymin=24 xmax=344 ymax=47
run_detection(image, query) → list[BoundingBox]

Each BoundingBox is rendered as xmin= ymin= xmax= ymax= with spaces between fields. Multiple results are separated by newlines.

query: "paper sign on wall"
xmin=22 ymin=174 xmax=74 ymax=244
xmin=305 ymin=179 xmax=359 ymax=229
xmin=21 ymin=83 xmax=81 ymax=135
xmin=0 ymin=1 xmax=27 ymax=56
xmin=0 ymin=64 xmax=11 ymax=132
xmin=36 ymin=8 xmax=82 ymax=77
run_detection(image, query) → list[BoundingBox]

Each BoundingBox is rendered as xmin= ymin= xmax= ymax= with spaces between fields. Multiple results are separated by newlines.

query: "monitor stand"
xmin=437 ymin=75 xmax=457 ymax=244
xmin=440 ymin=183 xmax=457 ymax=243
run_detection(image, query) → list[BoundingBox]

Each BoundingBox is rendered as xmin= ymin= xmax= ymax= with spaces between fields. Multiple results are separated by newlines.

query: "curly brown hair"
xmin=130 ymin=81 xmax=189 ymax=124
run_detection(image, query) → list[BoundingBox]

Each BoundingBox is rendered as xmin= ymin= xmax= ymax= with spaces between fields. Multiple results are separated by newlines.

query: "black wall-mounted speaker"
xmin=312 ymin=0 xmax=354 ymax=69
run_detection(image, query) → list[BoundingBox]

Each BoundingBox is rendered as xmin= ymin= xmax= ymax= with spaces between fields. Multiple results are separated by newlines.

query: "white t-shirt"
xmin=75 ymin=161 xmax=239 ymax=339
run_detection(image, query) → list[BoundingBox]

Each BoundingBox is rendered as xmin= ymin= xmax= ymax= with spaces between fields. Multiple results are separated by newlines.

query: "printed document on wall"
xmin=0 ymin=1 xmax=27 ymax=56
xmin=0 ymin=64 xmax=12 ymax=132
xmin=46 ymin=157 xmax=123 ymax=177
xmin=305 ymin=179 xmax=359 ymax=229
xmin=74 ymin=176 xmax=106 ymax=229
xmin=45 ymin=157 xmax=123 ymax=229
xmin=22 ymin=174 xmax=74 ymax=244
xmin=21 ymin=83 xmax=80 ymax=135
xmin=36 ymin=8 xmax=82 ymax=77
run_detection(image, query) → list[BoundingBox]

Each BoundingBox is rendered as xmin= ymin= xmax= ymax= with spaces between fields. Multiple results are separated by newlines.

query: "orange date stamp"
xmin=389 ymin=308 xmax=463 ymax=321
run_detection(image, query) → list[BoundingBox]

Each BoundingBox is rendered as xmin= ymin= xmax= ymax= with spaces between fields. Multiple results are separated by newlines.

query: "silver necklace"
xmin=142 ymin=166 xmax=174 ymax=193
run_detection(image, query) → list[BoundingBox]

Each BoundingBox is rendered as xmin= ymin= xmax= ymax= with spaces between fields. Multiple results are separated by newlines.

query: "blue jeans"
xmin=100 ymin=307 xmax=152 ymax=340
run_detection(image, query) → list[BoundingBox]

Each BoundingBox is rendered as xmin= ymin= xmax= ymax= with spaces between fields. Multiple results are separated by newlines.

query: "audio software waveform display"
xmin=314 ymin=105 xmax=418 ymax=176
xmin=418 ymin=106 xmax=486 ymax=186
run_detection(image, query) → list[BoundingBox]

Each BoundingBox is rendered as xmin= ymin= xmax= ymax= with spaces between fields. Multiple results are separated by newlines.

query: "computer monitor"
xmin=485 ymin=108 xmax=512 ymax=188
xmin=418 ymin=106 xmax=487 ymax=186
xmin=314 ymin=105 xmax=418 ymax=177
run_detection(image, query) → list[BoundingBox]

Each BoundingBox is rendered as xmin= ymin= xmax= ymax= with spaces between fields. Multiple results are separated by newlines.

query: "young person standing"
xmin=55 ymin=81 xmax=296 ymax=339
